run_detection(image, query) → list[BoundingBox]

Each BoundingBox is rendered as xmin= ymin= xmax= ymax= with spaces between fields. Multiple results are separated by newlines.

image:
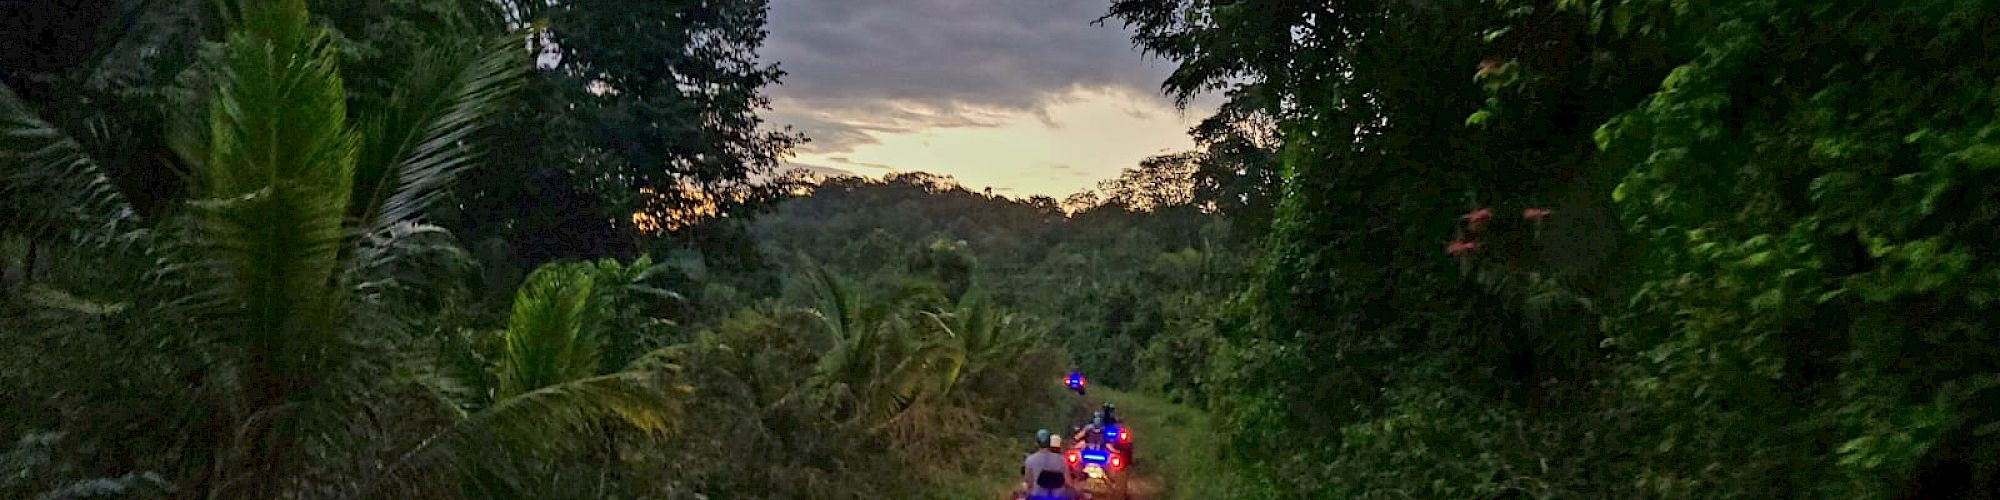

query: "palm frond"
xmin=807 ymin=266 xmax=857 ymax=342
xmin=32 ymin=471 xmax=175 ymax=499
xmin=370 ymin=370 xmax=688 ymax=498
xmin=19 ymin=284 xmax=130 ymax=316
xmin=916 ymin=311 xmax=970 ymax=399
xmin=153 ymin=4 xmax=376 ymax=495
xmin=346 ymin=221 xmax=478 ymax=309
xmin=590 ymin=255 xmax=684 ymax=302
xmin=355 ymin=37 xmax=525 ymax=228
xmin=496 ymin=263 xmax=599 ymax=399
xmin=193 ymin=0 xmax=358 ymax=355
xmin=476 ymin=370 xmax=687 ymax=450
xmin=0 ymin=85 xmax=139 ymax=243
xmin=884 ymin=341 xmax=965 ymax=407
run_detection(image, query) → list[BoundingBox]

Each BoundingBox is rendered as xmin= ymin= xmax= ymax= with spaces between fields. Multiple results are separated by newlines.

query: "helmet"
xmin=1047 ymin=433 xmax=1062 ymax=448
xmin=1035 ymin=429 xmax=1052 ymax=447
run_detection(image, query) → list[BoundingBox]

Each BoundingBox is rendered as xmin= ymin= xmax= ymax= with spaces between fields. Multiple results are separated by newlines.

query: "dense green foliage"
xmin=0 ymin=0 xmax=1059 ymax=498
xmin=9 ymin=0 xmax=2000 ymax=498
xmin=1103 ymin=0 xmax=2000 ymax=497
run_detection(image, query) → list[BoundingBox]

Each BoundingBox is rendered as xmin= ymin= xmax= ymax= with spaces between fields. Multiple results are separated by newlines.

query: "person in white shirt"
xmin=1022 ymin=430 xmax=1077 ymax=499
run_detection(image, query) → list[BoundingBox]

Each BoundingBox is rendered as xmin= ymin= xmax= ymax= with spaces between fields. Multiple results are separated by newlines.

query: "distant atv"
xmin=1065 ymin=373 xmax=1087 ymax=396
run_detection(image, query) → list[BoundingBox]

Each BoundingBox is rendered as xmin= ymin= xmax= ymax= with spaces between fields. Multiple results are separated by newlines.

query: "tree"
xmin=450 ymin=0 xmax=804 ymax=270
xmin=1103 ymin=0 xmax=1633 ymax=496
xmin=1098 ymin=152 xmax=1197 ymax=212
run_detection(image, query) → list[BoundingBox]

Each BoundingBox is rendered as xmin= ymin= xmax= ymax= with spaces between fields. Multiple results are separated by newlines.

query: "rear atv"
xmin=1065 ymin=445 xmax=1129 ymax=500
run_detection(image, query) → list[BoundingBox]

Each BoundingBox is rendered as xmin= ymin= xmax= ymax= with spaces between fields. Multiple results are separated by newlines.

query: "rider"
xmin=1098 ymin=403 xmax=1133 ymax=463
xmin=1073 ymin=412 xmax=1106 ymax=448
xmin=1023 ymin=430 xmax=1076 ymax=499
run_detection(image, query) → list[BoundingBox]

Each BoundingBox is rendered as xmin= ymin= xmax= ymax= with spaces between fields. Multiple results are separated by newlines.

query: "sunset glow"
xmin=782 ymin=88 xmax=1208 ymax=197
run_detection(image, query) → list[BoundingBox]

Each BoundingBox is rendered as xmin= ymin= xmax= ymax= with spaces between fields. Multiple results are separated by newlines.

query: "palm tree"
xmin=796 ymin=269 xmax=986 ymax=431
xmin=1 ymin=0 xmax=674 ymax=496
xmin=375 ymin=261 xmax=686 ymax=498
xmin=788 ymin=272 xmax=1052 ymax=472
xmin=921 ymin=296 xmax=1043 ymax=406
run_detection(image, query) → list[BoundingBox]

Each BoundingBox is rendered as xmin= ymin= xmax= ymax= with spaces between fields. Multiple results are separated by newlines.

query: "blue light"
xmin=1081 ymin=450 xmax=1109 ymax=464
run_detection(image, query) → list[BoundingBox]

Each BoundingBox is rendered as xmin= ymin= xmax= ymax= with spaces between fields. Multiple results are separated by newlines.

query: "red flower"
xmin=1446 ymin=240 xmax=1480 ymax=256
xmin=1462 ymin=208 xmax=1493 ymax=231
xmin=1477 ymin=59 xmax=1504 ymax=77
xmin=1523 ymin=208 xmax=1552 ymax=221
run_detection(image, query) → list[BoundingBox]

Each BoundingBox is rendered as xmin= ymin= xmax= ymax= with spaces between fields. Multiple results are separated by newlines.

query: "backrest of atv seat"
xmin=1036 ymin=470 xmax=1067 ymax=489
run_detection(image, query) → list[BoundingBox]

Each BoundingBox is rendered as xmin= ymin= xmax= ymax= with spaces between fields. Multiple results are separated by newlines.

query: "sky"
xmin=758 ymin=0 xmax=1215 ymax=198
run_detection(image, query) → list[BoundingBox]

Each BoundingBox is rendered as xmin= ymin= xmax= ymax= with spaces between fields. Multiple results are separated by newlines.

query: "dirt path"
xmin=1086 ymin=392 xmax=1154 ymax=500
xmin=1093 ymin=389 xmax=1248 ymax=500
xmin=1122 ymin=474 xmax=1163 ymax=499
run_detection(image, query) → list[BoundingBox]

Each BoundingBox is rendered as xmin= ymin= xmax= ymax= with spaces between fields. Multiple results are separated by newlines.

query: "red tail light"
xmin=1065 ymin=450 xmax=1080 ymax=465
xmin=1118 ymin=430 xmax=1130 ymax=443
xmin=1109 ymin=453 xmax=1125 ymax=470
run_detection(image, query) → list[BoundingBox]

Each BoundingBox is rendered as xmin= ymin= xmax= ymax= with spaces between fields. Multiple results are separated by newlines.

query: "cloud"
xmin=777 ymin=163 xmax=859 ymax=178
xmin=760 ymin=0 xmax=1179 ymax=154
xmin=827 ymin=156 xmax=899 ymax=171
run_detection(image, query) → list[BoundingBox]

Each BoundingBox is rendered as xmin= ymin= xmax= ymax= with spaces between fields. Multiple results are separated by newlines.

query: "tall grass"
xmin=1099 ymin=388 xmax=1275 ymax=500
